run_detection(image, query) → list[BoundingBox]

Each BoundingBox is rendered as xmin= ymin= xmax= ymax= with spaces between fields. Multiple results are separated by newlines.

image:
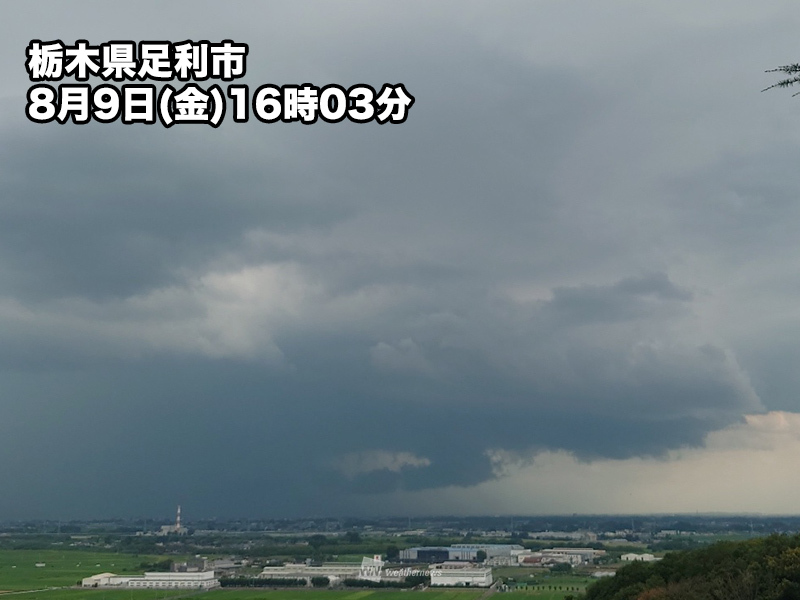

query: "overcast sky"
xmin=3 ymin=1 xmax=800 ymax=519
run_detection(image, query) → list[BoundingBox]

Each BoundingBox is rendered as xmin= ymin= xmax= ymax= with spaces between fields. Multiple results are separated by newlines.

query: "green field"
xmin=0 ymin=549 xmax=593 ymax=600
xmin=0 ymin=590 xmax=188 ymax=600
xmin=0 ymin=550 xmax=182 ymax=591
xmin=1 ymin=591 xmax=485 ymax=600
xmin=501 ymin=573 xmax=592 ymax=599
xmin=490 ymin=567 xmax=538 ymax=580
xmin=207 ymin=592 xmax=483 ymax=600
xmin=503 ymin=589 xmax=581 ymax=600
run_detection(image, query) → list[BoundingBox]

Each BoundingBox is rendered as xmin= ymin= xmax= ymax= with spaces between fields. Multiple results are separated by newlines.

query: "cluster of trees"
xmin=649 ymin=538 xmax=701 ymax=553
xmin=585 ymin=534 xmax=800 ymax=600
xmin=137 ymin=559 xmax=173 ymax=572
xmin=248 ymin=532 xmax=399 ymax=562
xmin=764 ymin=64 xmax=800 ymax=95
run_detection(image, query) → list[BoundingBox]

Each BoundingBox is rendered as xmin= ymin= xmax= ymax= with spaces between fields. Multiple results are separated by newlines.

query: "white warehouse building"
xmin=430 ymin=563 xmax=493 ymax=587
xmin=259 ymin=556 xmax=387 ymax=584
xmin=540 ymin=548 xmax=605 ymax=564
xmin=402 ymin=544 xmax=523 ymax=563
xmin=621 ymin=553 xmax=657 ymax=562
xmin=449 ymin=544 xmax=524 ymax=561
xmin=82 ymin=571 xmax=220 ymax=589
xmin=259 ymin=563 xmax=362 ymax=581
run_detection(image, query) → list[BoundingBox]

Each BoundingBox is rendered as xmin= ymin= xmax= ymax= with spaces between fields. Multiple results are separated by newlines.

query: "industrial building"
xmin=81 ymin=573 xmax=118 ymax=587
xmin=259 ymin=556 xmax=386 ymax=584
xmin=81 ymin=571 xmax=219 ymax=589
xmin=399 ymin=547 xmax=450 ymax=563
xmin=621 ymin=553 xmax=657 ymax=562
xmin=485 ymin=555 xmax=519 ymax=567
xmin=528 ymin=531 xmax=597 ymax=542
xmin=429 ymin=563 xmax=493 ymax=587
xmin=514 ymin=547 xmax=605 ymax=566
xmin=158 ymin=505 xmax=188 ymax=536
xmin=540 ymin=548 xmax=605 ymax=564
xmin=259 ymin=563 xmax=362 ymax=582
xmin=450 ymin=544 xmax=525 ymax=560
xmin=400 ymin=544 xmax=523 ymax=563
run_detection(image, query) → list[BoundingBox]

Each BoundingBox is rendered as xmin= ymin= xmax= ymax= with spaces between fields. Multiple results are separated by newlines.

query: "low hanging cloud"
xmin=0 ymin=260 xmax=763 ymax=489
xmin=359 ymin=411 xmax=800 ymax=515
xmin=333 ymin=450 xmax=432 ymax=480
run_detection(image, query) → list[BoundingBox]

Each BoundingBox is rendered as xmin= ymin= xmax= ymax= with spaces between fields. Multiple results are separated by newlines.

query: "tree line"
xmin=584 ymin=534 xmax=800 ymax=600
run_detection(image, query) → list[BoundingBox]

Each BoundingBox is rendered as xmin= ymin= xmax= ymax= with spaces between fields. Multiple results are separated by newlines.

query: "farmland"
xmin=1 ymin=588 xmax=487 ymax=600
xmin=504 ymin=589 xmax=581 ymax=600
xmin=502 ymin=573 xmax=590 ymax=599
xmin=205 ymin=592 xmax=484 ymax=600
xmin=0 ymin=591 xmax=188 ymax=600
xmin=0 ymin=550 xmax=181 ymax=591
xmin=0 ymin=549 xmax=583 ymax=600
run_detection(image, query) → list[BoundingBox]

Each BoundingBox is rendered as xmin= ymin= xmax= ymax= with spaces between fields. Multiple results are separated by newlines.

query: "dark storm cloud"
xmin=0 ymin=0 xmax=794 ymax=517
xmin=0 ymin=300 xmax=759 ymax=516
xmin=541 ymin=273 xmax=693 ymax=325
xmin=0 ymin=27 xmax=599 ymax=304
xmin=0 ymin=119 xmax=354 ymax=301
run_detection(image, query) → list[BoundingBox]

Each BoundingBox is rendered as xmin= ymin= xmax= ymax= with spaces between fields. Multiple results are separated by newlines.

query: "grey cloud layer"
xmin=0 ymin=0 xmax=796 ymax=517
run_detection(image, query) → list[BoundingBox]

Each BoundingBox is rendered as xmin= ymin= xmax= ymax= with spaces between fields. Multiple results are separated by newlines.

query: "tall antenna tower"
xmin=176 ymin=505 xmax=182 ymax=530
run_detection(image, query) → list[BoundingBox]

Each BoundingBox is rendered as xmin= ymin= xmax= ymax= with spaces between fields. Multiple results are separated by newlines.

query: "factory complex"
xmin=81 ymin=540 xmax=606 ymax=590
xmin=259 ymin=555 xmax=493 ymax=588
xmin=81 ymin=571 xmax=220 ymax=589
xmin=401 ymin=543 xmax=604 ymax=567
xmin=429 ymin=562 xmax=493 ymax=587
xmin=400 ymin=543 xmax=524 ymax=562
xmin=81 ymin=515 xmax=602 ymax=590
xmin=259 ymin=555 xmax=385 ymax=583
